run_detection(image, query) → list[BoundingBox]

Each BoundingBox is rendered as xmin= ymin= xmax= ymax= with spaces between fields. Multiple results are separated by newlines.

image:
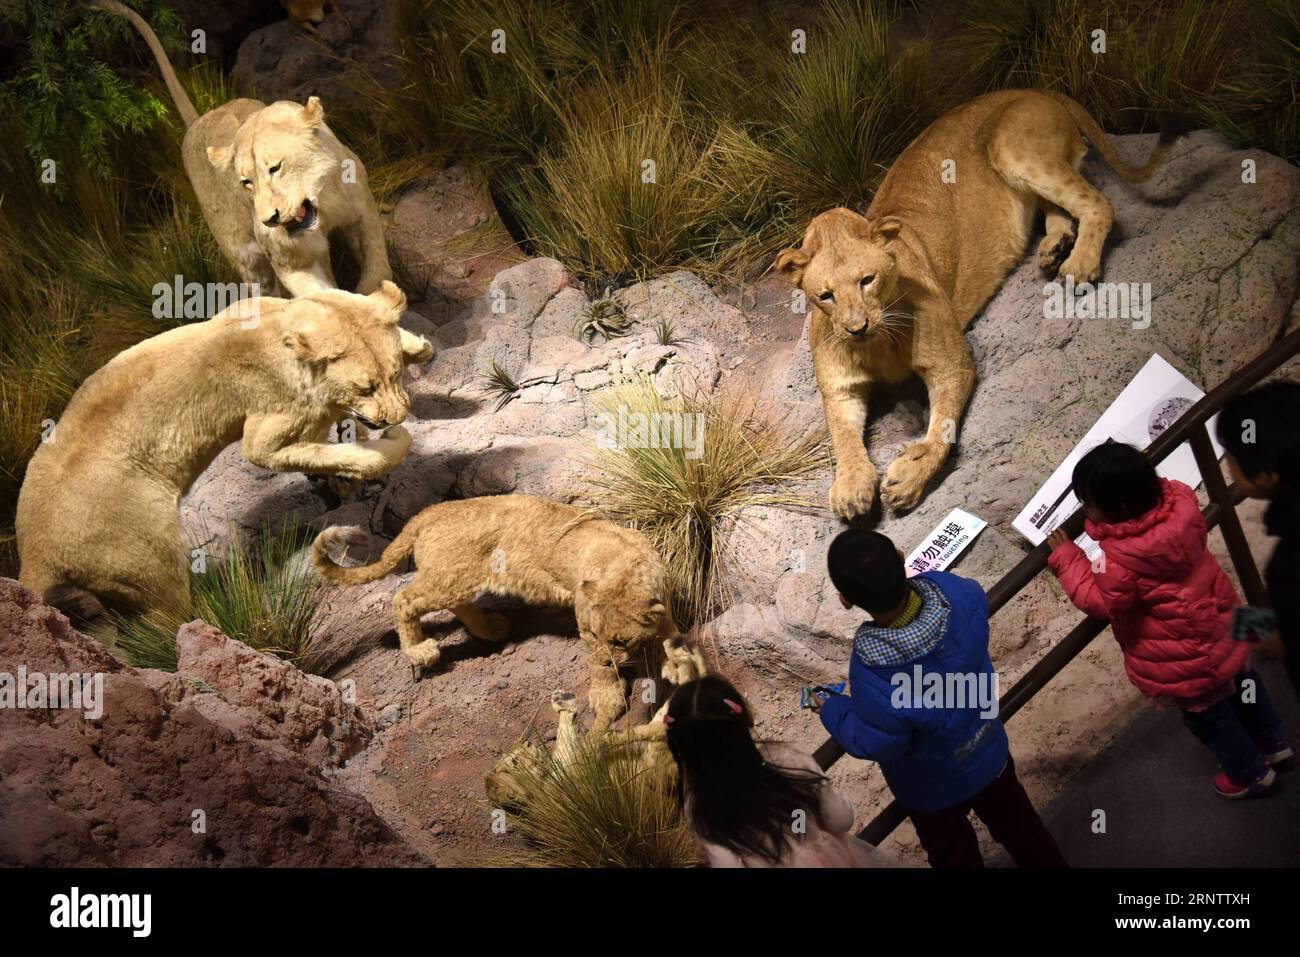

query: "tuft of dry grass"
xmin=481 ymin=731 xmax=698 ymax=868
xmin=588 ymin=374 xmax=830 ymax=627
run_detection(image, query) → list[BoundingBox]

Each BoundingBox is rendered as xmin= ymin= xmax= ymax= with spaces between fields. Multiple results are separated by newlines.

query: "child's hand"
xmin=1046 ymin=529 xmax=1072 ymax=551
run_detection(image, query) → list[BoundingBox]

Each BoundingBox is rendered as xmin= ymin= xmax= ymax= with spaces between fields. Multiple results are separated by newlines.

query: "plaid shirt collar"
xmin=852 ymin=577 xmax=950 ymax=667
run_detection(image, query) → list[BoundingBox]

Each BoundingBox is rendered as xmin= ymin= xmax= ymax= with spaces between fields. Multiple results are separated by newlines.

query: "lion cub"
xmin=312 ymin=495 xmax=705 ymax=730
xmin=92 ymin=0 xmax=390 ymax=298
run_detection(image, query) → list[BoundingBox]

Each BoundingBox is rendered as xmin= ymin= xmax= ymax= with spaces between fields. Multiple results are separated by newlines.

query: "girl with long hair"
xmin=665 ymin=675 xmax=900 ymax=867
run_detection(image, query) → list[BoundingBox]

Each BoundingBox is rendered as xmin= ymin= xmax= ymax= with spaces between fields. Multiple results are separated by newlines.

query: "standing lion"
xmin=89 ymin=0 xmax=391 ymax=298
xmin=777 ymin=89 xmax=1181 ymax=519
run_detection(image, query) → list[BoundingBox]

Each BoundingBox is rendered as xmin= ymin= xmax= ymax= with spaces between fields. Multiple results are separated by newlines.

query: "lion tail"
xmin=1050 ymin=92 xmax=1187 ymax=184
xmin=88 ymin=0 xmax=199 ymax=128
xmin=311 ymin=522 xmax=420 ymax=586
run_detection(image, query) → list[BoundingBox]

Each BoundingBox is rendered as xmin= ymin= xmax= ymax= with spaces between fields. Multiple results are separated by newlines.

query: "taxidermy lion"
xmin=89 ymin=0 xmax=390 ymax=298
xmin=776 ymin=89 xmax=1181 ymax=520
xmin=17 ymin=282 xmax=429 ymax=620
xmin=311 ymin=494 xmax=707 ymax=731
xmin=484 ymin=690 xmax=676 ymax=810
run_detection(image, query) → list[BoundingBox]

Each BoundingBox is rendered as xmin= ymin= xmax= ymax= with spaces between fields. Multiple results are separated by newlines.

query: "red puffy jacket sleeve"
xmin=1048 ymin=540 xmax=1139 ymax=620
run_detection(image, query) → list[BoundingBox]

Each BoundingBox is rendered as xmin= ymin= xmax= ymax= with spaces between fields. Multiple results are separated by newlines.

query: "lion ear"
xmin=872 ymin=216 xmax=904 ymax=242
xmin=370 ymin=280 xmax=407 ymax=322
xmin=282 ymin=323 xmax=343 ymax=364
xmin=207 ymin=145 xmax=235 ymax=171
xmin=774 ymin=247 xmax=811 ymax=284
xmin=302 ymin=96 xmax=326 ymax=126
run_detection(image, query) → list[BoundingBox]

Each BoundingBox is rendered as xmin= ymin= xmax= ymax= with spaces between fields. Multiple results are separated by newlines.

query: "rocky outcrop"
xmin=0 ymin=579 xmax=422 ymax=867
xmin=386 ymin=165 xmax=527 ymax=315
xmin=231 ymin=0 xmax=400 ymax=110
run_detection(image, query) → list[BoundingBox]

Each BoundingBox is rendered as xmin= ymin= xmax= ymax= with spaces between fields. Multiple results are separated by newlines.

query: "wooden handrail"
xmin=815 ymin=325 xmax=1300 ymax=846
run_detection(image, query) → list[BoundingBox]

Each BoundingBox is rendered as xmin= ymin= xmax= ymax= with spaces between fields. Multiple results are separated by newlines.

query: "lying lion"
xmin=90 ymin=0 xmax=390 ymax=298
xmin=17 ymin=282 xmax=430 ymax=620
xmin=311 ymin=494 xmax=706 ymax=731
xmin=484 ymin=690 xmax=675 ymax=810
xmin=777 ymin=89 xmax=1181 ymax=519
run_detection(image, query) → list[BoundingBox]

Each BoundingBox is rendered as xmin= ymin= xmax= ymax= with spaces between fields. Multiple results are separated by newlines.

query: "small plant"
xmin=105 ymin=519 xmax=326 ymax=673
xmin=482 ymin=731 xmax=697 ymax=868
xmin=480 ymin=359 xmax=527 ymax=411
xmin=574 ymin=289 xmax=632 ymax=343
xmin=652 ymin=316 xmax=681 ymax=346
xmin=589 ymin=374 xmax=831 ymax=627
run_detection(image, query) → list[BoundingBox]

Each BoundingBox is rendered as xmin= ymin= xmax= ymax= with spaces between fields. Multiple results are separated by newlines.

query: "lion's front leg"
xmin=344 ymin=207 xmax=394 ymax=296
xmin=881 ymin=306 xmax=975 ymax=511
xmin=243 ymin=414 xmax=412 ymax=481
xmin=398 ymin=326 xmax=437 ymax=366
xmin=263 ymin=226 xmax=337 ymax=297
xmin=660 ymin=635 xmax=706 ymax=686
xmin=821 ymin=381 xmax=878 ymax=521
xmin=587 ymin=654 xmax=628 ymax=734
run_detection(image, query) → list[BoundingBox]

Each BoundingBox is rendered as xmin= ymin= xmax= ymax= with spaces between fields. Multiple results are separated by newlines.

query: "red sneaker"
xmin=1213 ymin=766 xmax=1277 ymax=799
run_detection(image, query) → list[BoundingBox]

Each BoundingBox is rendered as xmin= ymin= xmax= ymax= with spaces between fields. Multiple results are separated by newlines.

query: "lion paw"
xmin=1038 ymin=230 xmax=1075 ymax=273
xmin=881 ymin=444 xmax=937 ymax=511
xmin=829 ymin=466 xmax=877 ymax=521
xmin=403 ymin=639 xmax=442 ymax=673
xmin=588 ymin=682 xmax=627 ymax=733
xmin=1057 ymin=250 xmax=1100 ymax=286
xmin=661 ymin=637 xmax=706 ymax=686
xmin=550 ymin=690 xmax=579 ymax=714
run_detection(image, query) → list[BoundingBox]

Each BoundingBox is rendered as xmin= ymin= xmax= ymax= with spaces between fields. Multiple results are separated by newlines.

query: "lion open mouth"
xmin=284 ymin=200 xmax=318 ymax=233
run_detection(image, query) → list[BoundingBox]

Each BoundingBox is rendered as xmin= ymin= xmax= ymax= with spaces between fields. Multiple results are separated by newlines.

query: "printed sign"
xmin=905 ymin=508 xmax=988 ymax=577
xmin=1012 ymin=353 xmax=1223 ymax=560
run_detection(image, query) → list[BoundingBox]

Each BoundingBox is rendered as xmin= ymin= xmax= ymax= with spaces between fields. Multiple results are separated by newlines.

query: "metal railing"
xmin=815 ymin=327 xmax=1300 ymax=846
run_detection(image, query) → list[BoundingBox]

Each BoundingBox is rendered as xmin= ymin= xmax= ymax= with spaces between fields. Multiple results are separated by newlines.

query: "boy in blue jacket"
xmin=815 ymin=529 xmax=1065 ymax=868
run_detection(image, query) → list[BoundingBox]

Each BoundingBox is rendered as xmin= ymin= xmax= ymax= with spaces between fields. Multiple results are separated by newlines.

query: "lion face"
xmin=281 ymin=281 xmax=411 ymax=430
xmin=210 ymin=97 xmax=337 ymax=235
xmin=576 ymin=559 xmax=678 ymax=668
xmin=775 ymin=208 xmax=907 ymax=340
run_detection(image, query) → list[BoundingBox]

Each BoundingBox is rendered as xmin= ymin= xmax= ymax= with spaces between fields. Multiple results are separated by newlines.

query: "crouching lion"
xmin=17 ymin=281 xmax=430 ymax=619
xmin=311 ymin=494 xmax=707 ymax=731
xmin=777 ymin=89 xmax=1181 ymax=519
xmin=91 ymin=0 xmax=391 ymax=298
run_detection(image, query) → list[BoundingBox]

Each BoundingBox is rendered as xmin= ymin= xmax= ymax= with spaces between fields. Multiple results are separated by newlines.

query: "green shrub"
xmin=106 ymin=519 xmax=326 ymax=673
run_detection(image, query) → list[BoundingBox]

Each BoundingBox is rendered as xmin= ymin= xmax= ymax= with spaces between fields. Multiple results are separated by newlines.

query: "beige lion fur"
xmin=776 ymin=89 xmax=1179 ymax=519
xmin=91 ymin=0 xmax=391 ymax=298
xmin=312 ymin=494 xmax=707 ymax=731
xmin=17 ymin=282 xmax=423 ymax=619
xmin=483 ymin=689 xmax=678 ymax=810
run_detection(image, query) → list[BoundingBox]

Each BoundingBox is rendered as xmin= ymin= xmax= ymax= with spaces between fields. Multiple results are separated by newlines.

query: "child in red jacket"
xmin=1047 ymin=442 xmax=1290 ymax=798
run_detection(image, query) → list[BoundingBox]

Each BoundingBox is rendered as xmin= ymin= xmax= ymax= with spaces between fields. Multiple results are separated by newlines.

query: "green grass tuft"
xmin=104 ymin=519 xmax=326 ymax=674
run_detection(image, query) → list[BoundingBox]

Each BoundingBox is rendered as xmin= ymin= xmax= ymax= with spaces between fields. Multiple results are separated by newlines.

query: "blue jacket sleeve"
xmin=819 ymin=691 xmax=911 ymax=761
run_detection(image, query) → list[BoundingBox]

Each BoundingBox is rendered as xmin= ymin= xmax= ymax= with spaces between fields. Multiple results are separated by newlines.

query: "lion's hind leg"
xmin=551 ymin=690 xmax=582 ymax=766
xmin=1002 ymin=155 xmax=1113 ymax=286
xmin=1037 ymin=203 xmax=1077 ymax=273
xmin=392 ymin=580 xmax=448 ymax=676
